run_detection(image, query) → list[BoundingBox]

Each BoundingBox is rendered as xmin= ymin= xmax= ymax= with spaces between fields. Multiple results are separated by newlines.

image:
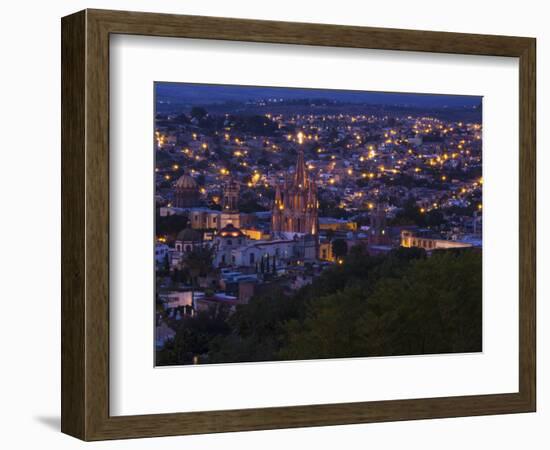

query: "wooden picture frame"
xmin=61 ymin=9 xmax=536 ymax=441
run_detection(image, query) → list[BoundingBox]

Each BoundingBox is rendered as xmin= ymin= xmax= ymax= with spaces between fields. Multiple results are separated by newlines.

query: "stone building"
xmin=220 ymin=178 xmax=241 ymax=228
xmin=174 ymin=228 xmax=202 ymax=253
xmin=213 ymin=224 xmax=247 ymax=267
xmin=222 ymin=177 xmax=239 ymax=212
xmin=173 ymin=173 xmax=199 ymax=207
xmin=368 ymin=204 xmax=392 ymax=246
xmin=171 ymin=228 xmax=204 ymax=267
xmin=400 ymin=230 xmax=474 ymax=252
xmin=271 ymin=145 xmax=319 ymax=236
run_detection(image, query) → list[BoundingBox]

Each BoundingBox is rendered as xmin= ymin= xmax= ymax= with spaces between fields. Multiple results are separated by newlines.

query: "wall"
xmin=0 ymin=0 xmax=547 ymax=448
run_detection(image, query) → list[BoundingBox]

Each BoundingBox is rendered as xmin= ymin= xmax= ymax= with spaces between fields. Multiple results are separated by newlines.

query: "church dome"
xmin=176 ymin=228 xmax=201 ymax=242
xmin=219 ymin=224 xmax=245 ymax=238
xmin=175 ymin=174 xmax=197 ymax=189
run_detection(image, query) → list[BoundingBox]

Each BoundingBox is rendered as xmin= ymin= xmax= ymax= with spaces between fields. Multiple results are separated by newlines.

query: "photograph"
xmin=154 ymin=83 xmax=483 ymax=366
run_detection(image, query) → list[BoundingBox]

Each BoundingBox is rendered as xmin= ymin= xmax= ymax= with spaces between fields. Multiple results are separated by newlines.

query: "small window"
xmin=227 ymin=239 xmax=232 ymax=245
xmin=249 ymin=253 xmax=255 ymax=264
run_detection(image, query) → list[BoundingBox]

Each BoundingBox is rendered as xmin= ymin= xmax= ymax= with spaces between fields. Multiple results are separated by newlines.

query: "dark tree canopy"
xmin=157 ymin=247 xmax=481 ymax=365
xmin=331 ymin=238 xmax=348 ymax=259
xmin=280 ymin=250 xmax=481 ymax=360
xmin=182 ymin=245 xmax=215 ymax=281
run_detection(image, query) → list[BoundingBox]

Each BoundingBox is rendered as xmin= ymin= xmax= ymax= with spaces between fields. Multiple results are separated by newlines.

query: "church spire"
xmin=294 ymin=131 xmax=308 ymax=189
xmin=271 ymin=134 xmax=319 ymax=238
xmin=222 ymin=177 xmax=239 ymax=212
xmin=307 ymin=177 xmax=316 ymax=208
xmin=274 ymin=183 xmax=283 ymax=210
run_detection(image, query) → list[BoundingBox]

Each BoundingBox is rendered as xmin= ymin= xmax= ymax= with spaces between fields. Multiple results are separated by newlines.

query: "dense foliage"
xmin=156 ymin=247 xmax=482 ymax=366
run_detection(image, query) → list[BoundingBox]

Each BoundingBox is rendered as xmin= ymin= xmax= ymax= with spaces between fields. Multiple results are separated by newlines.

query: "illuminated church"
xmin=173 ymin=173 xmax=199 ymax=207
xmin=271 ymin=133 xmax=319 ymax=236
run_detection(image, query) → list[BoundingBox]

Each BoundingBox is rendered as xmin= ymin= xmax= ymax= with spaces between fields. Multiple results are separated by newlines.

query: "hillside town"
xmin=154 ymin=85 xmax=483 ymax=363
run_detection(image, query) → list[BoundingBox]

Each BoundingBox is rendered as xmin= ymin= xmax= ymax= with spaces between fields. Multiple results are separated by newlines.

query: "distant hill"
xmin=155 ymin=82 xmax=482 ymax=117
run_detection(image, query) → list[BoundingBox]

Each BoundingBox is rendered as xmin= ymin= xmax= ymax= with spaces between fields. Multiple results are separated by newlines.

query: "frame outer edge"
xmin=518 ymin=38 xmax=536 ymax=410
xmin=84 ymin=8 xmax=112 ymax=441
xmin=61 ymin=10 xmax=87 ymax=440
xmin=61 ymin=8 xmax=537 ymax=440
xmin=84 ymin=8 xmax=532 ymax=57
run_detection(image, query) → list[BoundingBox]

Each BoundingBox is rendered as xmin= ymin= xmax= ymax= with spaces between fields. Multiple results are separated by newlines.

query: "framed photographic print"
xmin=61 ymin=9 xmax=536 ymax=440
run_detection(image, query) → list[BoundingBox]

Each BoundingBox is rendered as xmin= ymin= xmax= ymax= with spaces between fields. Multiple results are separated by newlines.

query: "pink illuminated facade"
xmin=271 ymin=147 xmax=318 ymax=236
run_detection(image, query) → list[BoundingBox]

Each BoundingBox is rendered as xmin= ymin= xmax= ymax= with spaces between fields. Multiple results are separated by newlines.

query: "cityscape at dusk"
xmin=154 ymin=82 xmax=483 ymax=366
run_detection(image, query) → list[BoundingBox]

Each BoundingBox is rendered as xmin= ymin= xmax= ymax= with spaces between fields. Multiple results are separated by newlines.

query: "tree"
xmin=156 ymin=309 xmax=231 ymax=365
xmin=332 ymin=238 xmax=348 ymax=259
xmin=182 ymin=245 xmax=215 ymax=286
xmin=155 ymin=293 xmax=164 ymax=318
xmin=208 ymin=288 xmax=301 ymax=364
xmin=279 ymin=286 xmax=368 ymax=360
xmin=157 ymin=245 xmax=481 ymax=366
xmin=359 ymin=250 xmax=482 ymax=355
xmin=278 ymin=250 xmax=482 ymax=360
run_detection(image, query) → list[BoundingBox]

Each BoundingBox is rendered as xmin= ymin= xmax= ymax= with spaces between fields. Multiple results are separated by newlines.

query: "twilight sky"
xmin=155 ymin=82 xmax=482 ymax=109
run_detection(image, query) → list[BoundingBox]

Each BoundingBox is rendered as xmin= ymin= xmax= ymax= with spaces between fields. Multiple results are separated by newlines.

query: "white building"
xmin=213 ymin=224 xmax=248 ymax=267
xmin=231 ymin=239 xmax=296 ymax=268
